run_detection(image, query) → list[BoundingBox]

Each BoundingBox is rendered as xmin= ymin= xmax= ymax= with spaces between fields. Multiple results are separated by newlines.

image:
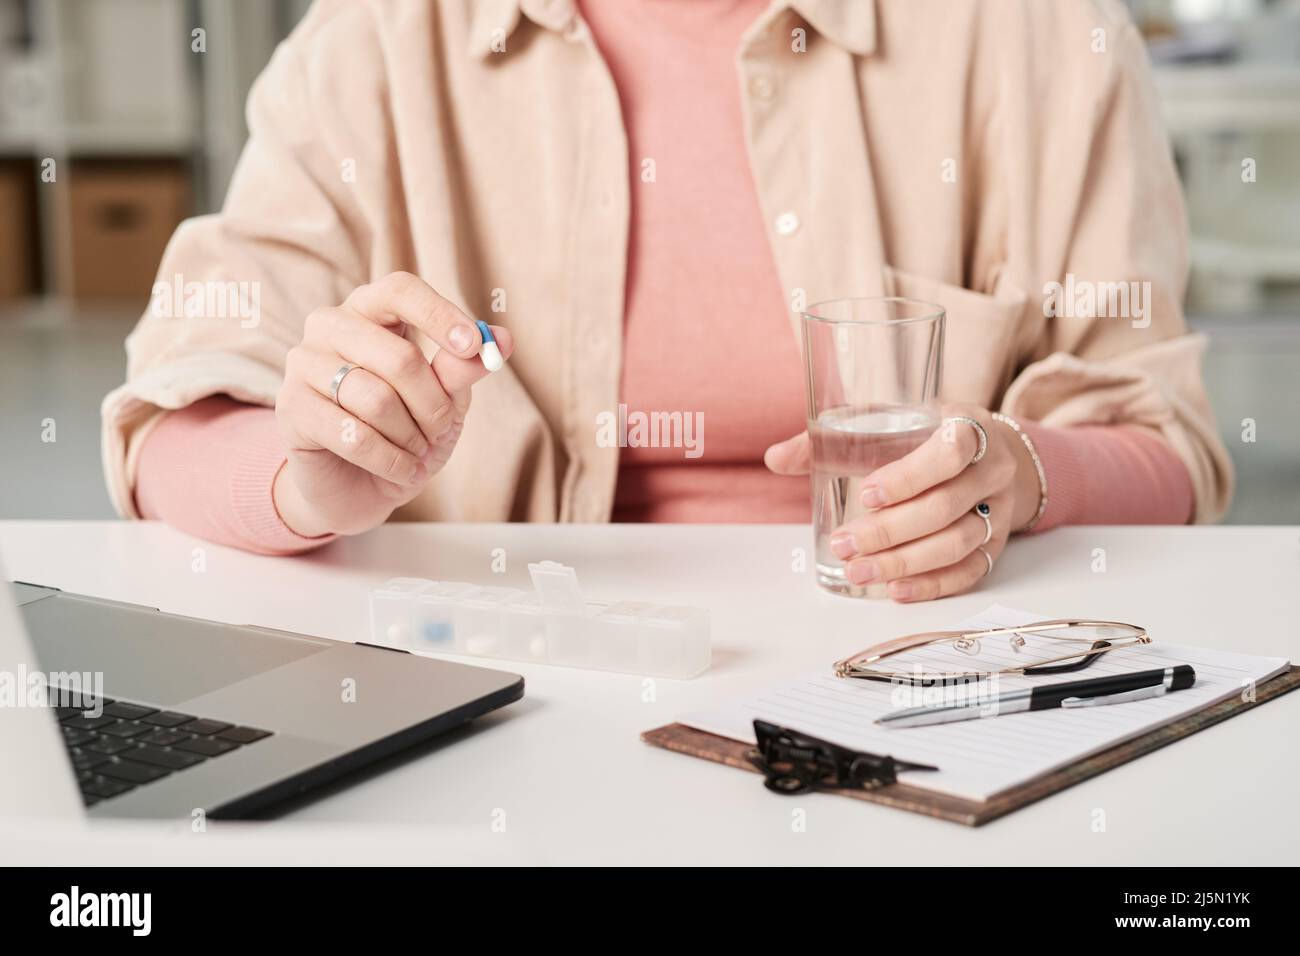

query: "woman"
xmin=103 ymin=0 xmax=1232 ymax=602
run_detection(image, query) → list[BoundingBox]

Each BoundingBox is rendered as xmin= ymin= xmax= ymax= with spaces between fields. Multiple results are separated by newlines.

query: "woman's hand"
xmin=765 ymin=405 xmax=1042 ymax=602
xmin=272 ymin=272 xmax=512 ymax=537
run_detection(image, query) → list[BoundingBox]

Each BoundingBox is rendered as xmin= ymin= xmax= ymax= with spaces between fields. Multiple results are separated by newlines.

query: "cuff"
xmin=227 ymin=417 xmax=338 ymax=555
xmin=1017 ymin=421 xmax=1091 ymax=532
xmin=1017 ymin=421 xmax=1196 ymax=531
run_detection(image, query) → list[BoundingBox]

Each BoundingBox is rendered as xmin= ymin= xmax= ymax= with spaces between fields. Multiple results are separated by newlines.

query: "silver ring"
xmin=328 ymin=364 xmax=360 ymax=406
xmin=976 ymin=546 xmax=994 ymax=577
xmin=943 ymin=415 xmax=988 ymax=464
xmin=974 ymin=502 xmax=992 ymax=545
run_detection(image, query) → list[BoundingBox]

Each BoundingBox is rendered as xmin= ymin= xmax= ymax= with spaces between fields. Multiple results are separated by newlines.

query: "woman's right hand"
xmin=272 ymin=272 xmax=512 ymax=537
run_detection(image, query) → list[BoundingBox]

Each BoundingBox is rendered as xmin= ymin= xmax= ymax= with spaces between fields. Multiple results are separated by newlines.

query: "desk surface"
xmin=2 ymin=520 xmax=1297 ymax=865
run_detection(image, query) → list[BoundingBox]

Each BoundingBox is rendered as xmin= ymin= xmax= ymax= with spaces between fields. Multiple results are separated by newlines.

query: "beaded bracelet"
xmin=991 ymin=412 xmax=1048 ymax=532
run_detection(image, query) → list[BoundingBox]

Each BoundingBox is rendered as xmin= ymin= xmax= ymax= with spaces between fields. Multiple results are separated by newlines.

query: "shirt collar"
xmin=783 ymin=0 xmax=877 ymax=56
xmin=467 ymin=0 xmax=877 ymax=59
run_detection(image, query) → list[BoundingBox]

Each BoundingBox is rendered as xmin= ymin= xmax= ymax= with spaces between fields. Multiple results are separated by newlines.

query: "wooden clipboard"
xmin=642 ymin=665 xmax=1300 ymax=827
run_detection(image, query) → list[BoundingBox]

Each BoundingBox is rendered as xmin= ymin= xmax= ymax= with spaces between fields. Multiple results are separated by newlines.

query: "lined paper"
xmin=681 ymin=605 xmax=1289 ymax=802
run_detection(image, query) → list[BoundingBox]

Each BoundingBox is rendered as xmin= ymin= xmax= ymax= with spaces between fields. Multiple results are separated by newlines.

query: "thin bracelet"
xmin=991 ymin=412 xmax=1048 ymax=532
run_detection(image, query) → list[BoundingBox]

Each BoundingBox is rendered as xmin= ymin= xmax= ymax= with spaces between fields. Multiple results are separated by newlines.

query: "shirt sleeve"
xmin=998 ymin=22 xmax=1234 ymax=524
xmin=100 ymin=2 xmax=380 ymax=520
xmin=1020 ymin=422 xmax=1194 ymax=530
xmin=134 ymin=397 xmax=336 ymax=556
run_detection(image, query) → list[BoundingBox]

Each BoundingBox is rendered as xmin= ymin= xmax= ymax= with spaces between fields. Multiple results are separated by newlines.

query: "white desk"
xmin=2 ymin=521 xmax=1297 ymax=865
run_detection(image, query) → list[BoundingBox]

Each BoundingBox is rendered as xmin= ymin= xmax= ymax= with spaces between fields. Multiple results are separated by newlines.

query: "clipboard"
xmin=642 ymin=665 xmax=1300 ymax=827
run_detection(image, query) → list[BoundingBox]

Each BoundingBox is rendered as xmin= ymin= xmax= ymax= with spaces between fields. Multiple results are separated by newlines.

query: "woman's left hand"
xmin=765 ymin=404 xmax=1042 ymax=602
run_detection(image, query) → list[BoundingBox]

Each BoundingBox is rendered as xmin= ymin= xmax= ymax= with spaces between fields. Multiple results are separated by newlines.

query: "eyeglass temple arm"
xmin=958 ymin=619 xmax=1146 ymax=638
xmin=833 ymin=620 xmax=1147 ymax=676
xmin=833 ymin=630 xmax=965 ymax=675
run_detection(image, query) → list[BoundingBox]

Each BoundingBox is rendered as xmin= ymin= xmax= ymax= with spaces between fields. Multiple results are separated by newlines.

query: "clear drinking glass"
xmin=802 ymin=298 xmax=945 ymax=597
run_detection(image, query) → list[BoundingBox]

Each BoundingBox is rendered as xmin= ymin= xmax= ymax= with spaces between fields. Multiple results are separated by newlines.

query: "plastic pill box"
xmin=368 ymin=561 xmax=710 ymax=678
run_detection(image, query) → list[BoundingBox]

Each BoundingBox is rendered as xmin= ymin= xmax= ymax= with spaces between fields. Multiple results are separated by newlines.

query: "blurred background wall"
xmin=1 ymin=0 xmax=1297 ymax=521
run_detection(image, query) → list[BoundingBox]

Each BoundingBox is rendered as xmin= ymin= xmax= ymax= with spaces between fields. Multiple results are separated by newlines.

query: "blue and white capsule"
xmin=475 ymin=319 xmax=503 ymax=372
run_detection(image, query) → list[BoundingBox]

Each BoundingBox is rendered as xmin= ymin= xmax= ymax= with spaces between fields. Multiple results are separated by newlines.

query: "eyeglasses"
xmin=833 ymin=620 xmax=1150 ymax=685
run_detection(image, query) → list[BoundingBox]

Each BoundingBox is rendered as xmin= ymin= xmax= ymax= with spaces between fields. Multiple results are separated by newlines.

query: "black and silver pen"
xmin=877 ymin=665 xmax=1197 ymax=729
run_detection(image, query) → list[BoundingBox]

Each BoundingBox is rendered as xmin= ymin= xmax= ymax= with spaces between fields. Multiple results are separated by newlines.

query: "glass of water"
xmin=802 ymin=297 xmax=945 ymax=597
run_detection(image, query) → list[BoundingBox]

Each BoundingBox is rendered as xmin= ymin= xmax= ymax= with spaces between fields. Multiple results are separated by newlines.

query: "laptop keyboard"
xmin=53 ymin=693 xmax=274 ymax=807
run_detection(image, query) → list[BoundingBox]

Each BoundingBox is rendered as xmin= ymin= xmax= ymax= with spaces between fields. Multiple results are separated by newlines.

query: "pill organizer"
xmin=368 ymin=561 xmax=710 ymax=678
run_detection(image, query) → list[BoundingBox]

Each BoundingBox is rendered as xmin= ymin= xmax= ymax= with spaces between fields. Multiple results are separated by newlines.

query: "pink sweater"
xmin=133 ymin=0 xmax=1194 ymax=553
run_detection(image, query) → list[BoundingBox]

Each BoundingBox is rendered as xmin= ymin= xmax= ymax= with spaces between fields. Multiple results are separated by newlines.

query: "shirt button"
xmin=563 ymin=18 xmax=588 ymax=42
xmin=775 ymin=211 xmax=800 ymax=236
xmin=750 ymin=75 xmax=775 ymax=101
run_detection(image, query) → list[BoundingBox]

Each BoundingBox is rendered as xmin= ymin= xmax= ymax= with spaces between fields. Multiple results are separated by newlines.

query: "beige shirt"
xmin=102 ymin=0 xmax=1234 ymax=525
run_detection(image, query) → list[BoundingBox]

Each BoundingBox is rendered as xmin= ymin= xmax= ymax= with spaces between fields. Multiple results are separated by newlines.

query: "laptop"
xmin=1 ymin=567 xmax=523 ymax=819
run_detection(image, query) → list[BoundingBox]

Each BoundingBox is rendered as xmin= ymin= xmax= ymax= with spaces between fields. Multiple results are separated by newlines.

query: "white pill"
xmin=466 ymin=634 xmax=498 ymax=656
xmin=480 ymin=340 xmax=504 ymax=372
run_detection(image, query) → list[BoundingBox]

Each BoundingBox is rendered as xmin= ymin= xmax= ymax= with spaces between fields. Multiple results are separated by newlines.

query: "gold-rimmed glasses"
xmin=833 ymin=620 xmax=1150 ymax=685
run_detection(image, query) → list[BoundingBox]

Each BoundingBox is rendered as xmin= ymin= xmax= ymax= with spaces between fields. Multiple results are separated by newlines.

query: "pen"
xmin=877 ymin=665 xmax=1197 ymax=728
